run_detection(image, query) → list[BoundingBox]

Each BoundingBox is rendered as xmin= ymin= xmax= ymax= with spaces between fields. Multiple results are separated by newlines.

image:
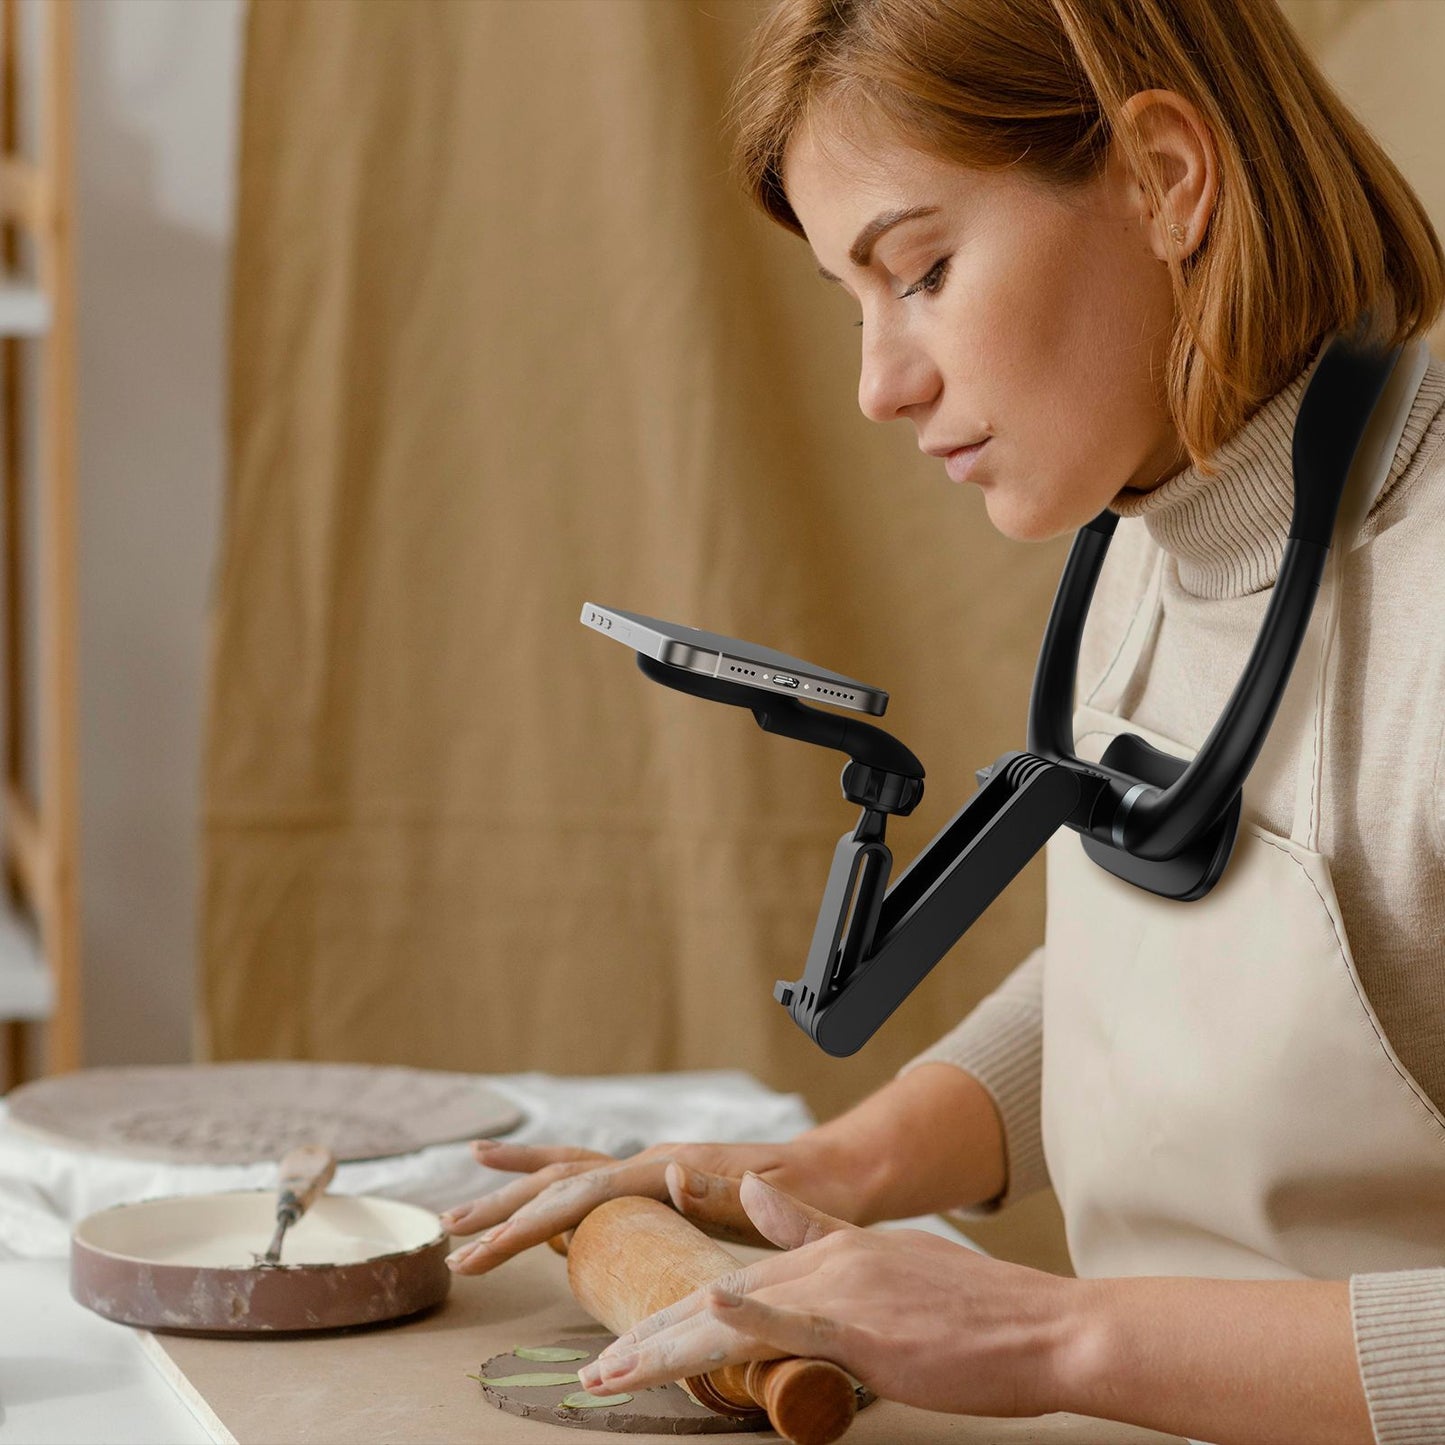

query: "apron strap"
xmin=1288 ymin=544 xmax=1343 ymax=851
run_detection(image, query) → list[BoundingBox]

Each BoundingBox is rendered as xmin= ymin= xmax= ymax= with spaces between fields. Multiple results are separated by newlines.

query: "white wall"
xmin=74 ymin=0 xmax=244 ymax=1064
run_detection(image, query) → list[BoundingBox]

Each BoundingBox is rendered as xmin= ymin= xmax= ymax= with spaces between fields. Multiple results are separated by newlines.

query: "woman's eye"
xmin=900 ymin=257 xmax=951 ymax=299
xmin=852 ymin=256 xmax=951 ymax=326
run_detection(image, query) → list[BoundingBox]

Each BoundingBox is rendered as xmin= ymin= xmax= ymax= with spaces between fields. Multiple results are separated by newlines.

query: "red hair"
xmin=730 ymin=0 xmax=1444 ymax=468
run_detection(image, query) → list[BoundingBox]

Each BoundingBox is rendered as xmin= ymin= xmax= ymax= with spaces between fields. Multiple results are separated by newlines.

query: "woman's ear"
xmin=1114 ymin=88 xmax=1219 ymax=263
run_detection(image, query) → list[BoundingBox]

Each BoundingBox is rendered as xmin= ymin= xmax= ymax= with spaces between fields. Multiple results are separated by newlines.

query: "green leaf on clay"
xmin=477 ymin=1371 xmax=582 ymax=1388
xmin=561 ymin=1391 xmax=634 ymax=1409
xmin=515 ymin=1346 xmax=591 ymax=1362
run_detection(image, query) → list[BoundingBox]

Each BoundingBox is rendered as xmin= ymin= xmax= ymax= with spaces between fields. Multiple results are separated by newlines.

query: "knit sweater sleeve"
xmin=1351 ymin=1271 xmax=1445 ymax=1442
xmin=1345 ymin=716 xmax=1445 ymax=1444
xmin=895 ymin=946 xmax=1047 ymax=1213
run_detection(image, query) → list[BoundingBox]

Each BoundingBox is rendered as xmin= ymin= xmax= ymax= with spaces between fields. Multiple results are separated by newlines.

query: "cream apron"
xmin=1041 ymin=367 xmax=1445 ymax=1287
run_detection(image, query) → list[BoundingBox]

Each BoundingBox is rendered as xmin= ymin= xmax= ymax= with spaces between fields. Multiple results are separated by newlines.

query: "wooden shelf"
xmin=0 ymin=0 xmax=79 ymax=1088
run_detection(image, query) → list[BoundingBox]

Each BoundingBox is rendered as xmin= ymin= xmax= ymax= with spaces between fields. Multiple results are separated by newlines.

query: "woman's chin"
xmin=980 ymin=486 xmax=1096 ymax=544
xmin=982 ymin=494 xmax=1075 ymax=543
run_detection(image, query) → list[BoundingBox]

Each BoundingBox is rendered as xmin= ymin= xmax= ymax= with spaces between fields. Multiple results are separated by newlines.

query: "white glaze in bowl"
xmin=75 ymin=1190 xmax=442 ymax=1267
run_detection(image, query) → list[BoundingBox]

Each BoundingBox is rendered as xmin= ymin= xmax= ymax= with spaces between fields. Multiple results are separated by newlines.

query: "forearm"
xmin=799 ymin=1061 xmax=1006 ymax=1223
xmin=1051 ymin=1275 xmax=1373 ymax=1445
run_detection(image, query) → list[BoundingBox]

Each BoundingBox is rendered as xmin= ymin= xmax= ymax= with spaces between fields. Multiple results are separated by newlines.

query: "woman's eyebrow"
xmin=815 ymin=205 xmax=941 ymax=283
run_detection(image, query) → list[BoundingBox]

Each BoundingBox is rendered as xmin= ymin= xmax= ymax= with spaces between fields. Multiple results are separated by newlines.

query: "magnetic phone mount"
xmin=635 ymin=652 xmax=926 ymax=817
xmin=614 ymin=322 xmax=1410 ymax=1056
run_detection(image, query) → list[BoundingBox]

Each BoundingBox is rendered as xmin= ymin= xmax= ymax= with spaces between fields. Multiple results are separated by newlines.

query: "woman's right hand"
xmin=441 ymin=1134 xmax=864 ymax=1276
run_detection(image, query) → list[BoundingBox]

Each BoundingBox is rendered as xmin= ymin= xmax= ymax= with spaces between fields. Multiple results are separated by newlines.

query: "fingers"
xmin=664 ymin=1162 xmax=769 ymax=1246
xmin=472 ymin=1141 xmax=611 ymax=1173
xmin=600 ymin=1266 xmax=764 ymax=1355
xmin=439 ymin=1142 xmax=612 ymax=1235
xmin=446 ymin=1155 xmax=673 ymax=1275
xmin=580 ymin=1295 xmax=772 ymax=1394
xmin=579 ymin=1288 xmax=845 ymax=1396
xmin=599 ymin=1250 xmax=820 ymax=1358
xmin=441 ymin=1160 xmax=594 ymax=1237
xmin=710 ymin=1290 xmax=845 ymax=1359
xmin=739 ymin=1172 xmax=854 ymax=1252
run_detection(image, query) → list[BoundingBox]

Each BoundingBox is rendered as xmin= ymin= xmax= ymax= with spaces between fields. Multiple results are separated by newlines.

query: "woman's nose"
xmin=857 ymin=325 xmax=941 ymax=424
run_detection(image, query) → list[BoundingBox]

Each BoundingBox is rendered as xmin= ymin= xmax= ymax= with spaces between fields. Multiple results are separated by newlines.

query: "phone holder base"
xmin=1079 ymin=732 xmax=1241 ymax=901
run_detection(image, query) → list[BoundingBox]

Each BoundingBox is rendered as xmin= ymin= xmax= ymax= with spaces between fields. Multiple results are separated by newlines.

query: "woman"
xmin=443 ymin=2 xmax=1445 ymax=1440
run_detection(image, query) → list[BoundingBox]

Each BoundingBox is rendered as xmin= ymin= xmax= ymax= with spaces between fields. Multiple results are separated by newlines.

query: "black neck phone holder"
xmin=631 ymin=327 xmax=1405 ymax=1056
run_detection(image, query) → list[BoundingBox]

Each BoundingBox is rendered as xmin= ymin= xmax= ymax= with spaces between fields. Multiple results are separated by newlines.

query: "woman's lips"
xmin=944 ymin=438 xmax=989 ymax=484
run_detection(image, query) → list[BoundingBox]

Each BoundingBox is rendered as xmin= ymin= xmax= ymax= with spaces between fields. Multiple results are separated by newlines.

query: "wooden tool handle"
xmin=276 ymin=1144 xmax=336 ymax=1216
xmin=567 ymin=1196 xmax=857 ymax=1445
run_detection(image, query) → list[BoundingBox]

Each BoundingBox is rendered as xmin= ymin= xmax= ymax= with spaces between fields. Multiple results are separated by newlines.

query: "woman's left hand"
xmin=576 ymin=1167 xmax=1075 ymax=1418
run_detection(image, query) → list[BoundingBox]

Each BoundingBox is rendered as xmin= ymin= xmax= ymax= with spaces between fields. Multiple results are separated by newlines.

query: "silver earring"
xmin=1168 ymin=223 xmax=1186 ymax=243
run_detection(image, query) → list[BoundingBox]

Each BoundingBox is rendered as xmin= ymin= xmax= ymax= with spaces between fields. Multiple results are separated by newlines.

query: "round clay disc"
xmin=477 ymin=1337 xmax=875 ymax=1434
xmin=8 ymin=1061 xmax=524 ymax=1164
xmin=476 ymin=1336 xmax=768 ymax=1434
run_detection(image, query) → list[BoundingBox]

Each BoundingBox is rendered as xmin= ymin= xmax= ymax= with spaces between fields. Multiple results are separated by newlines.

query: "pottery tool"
xmin=564 ymin=1196 xmax=861 ymax=1445
xmin=72 ymin=1189 xmax=450 ymax=1332
xmin=258 ymin=1144 xmax=336 ymax=1265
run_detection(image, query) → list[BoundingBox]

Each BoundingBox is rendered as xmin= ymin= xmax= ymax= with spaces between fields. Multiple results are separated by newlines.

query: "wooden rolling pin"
xmin=566 ymin=1195 xmax=858 ymax=1445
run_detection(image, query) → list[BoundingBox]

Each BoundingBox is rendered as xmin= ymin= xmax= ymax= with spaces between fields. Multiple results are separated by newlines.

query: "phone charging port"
xmin=773 ymin=674 xmax=800 ymax=690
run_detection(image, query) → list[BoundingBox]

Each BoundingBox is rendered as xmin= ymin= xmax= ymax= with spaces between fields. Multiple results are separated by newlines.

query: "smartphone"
xmin=580 ymin=603 xmax=889 ymax=716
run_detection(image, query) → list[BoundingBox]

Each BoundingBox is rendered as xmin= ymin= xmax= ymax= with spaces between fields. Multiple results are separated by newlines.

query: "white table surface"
xmin=0 ymin=1258 xmax=211 ymax=1444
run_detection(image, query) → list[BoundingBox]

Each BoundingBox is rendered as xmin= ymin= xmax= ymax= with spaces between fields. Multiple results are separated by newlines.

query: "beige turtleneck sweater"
xmin=904 ymin=348 xmax=1445 ymax=1443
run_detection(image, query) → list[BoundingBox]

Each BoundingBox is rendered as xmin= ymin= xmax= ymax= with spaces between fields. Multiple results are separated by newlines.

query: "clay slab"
xmin=8 ymin=1061 xmax=524 ymax=1163
xmin=479 ymin=1335 xmax=771 ymax=1433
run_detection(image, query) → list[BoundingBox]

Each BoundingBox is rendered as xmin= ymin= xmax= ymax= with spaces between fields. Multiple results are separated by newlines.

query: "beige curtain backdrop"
xmin=203 ymin=0 xmax=1445 ymax=1132
xmin=203 ymin=0 xmax=1065 ymax=1120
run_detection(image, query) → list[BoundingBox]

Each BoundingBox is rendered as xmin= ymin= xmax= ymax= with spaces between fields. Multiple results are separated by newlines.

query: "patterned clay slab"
xmin=477 ymin=1336 xmax=766 ymax=1434
xmin=6 ymin=1061 xmax=524 ymax=1163
xmin=477 ymin=1336 xmax=875 ymax=1435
